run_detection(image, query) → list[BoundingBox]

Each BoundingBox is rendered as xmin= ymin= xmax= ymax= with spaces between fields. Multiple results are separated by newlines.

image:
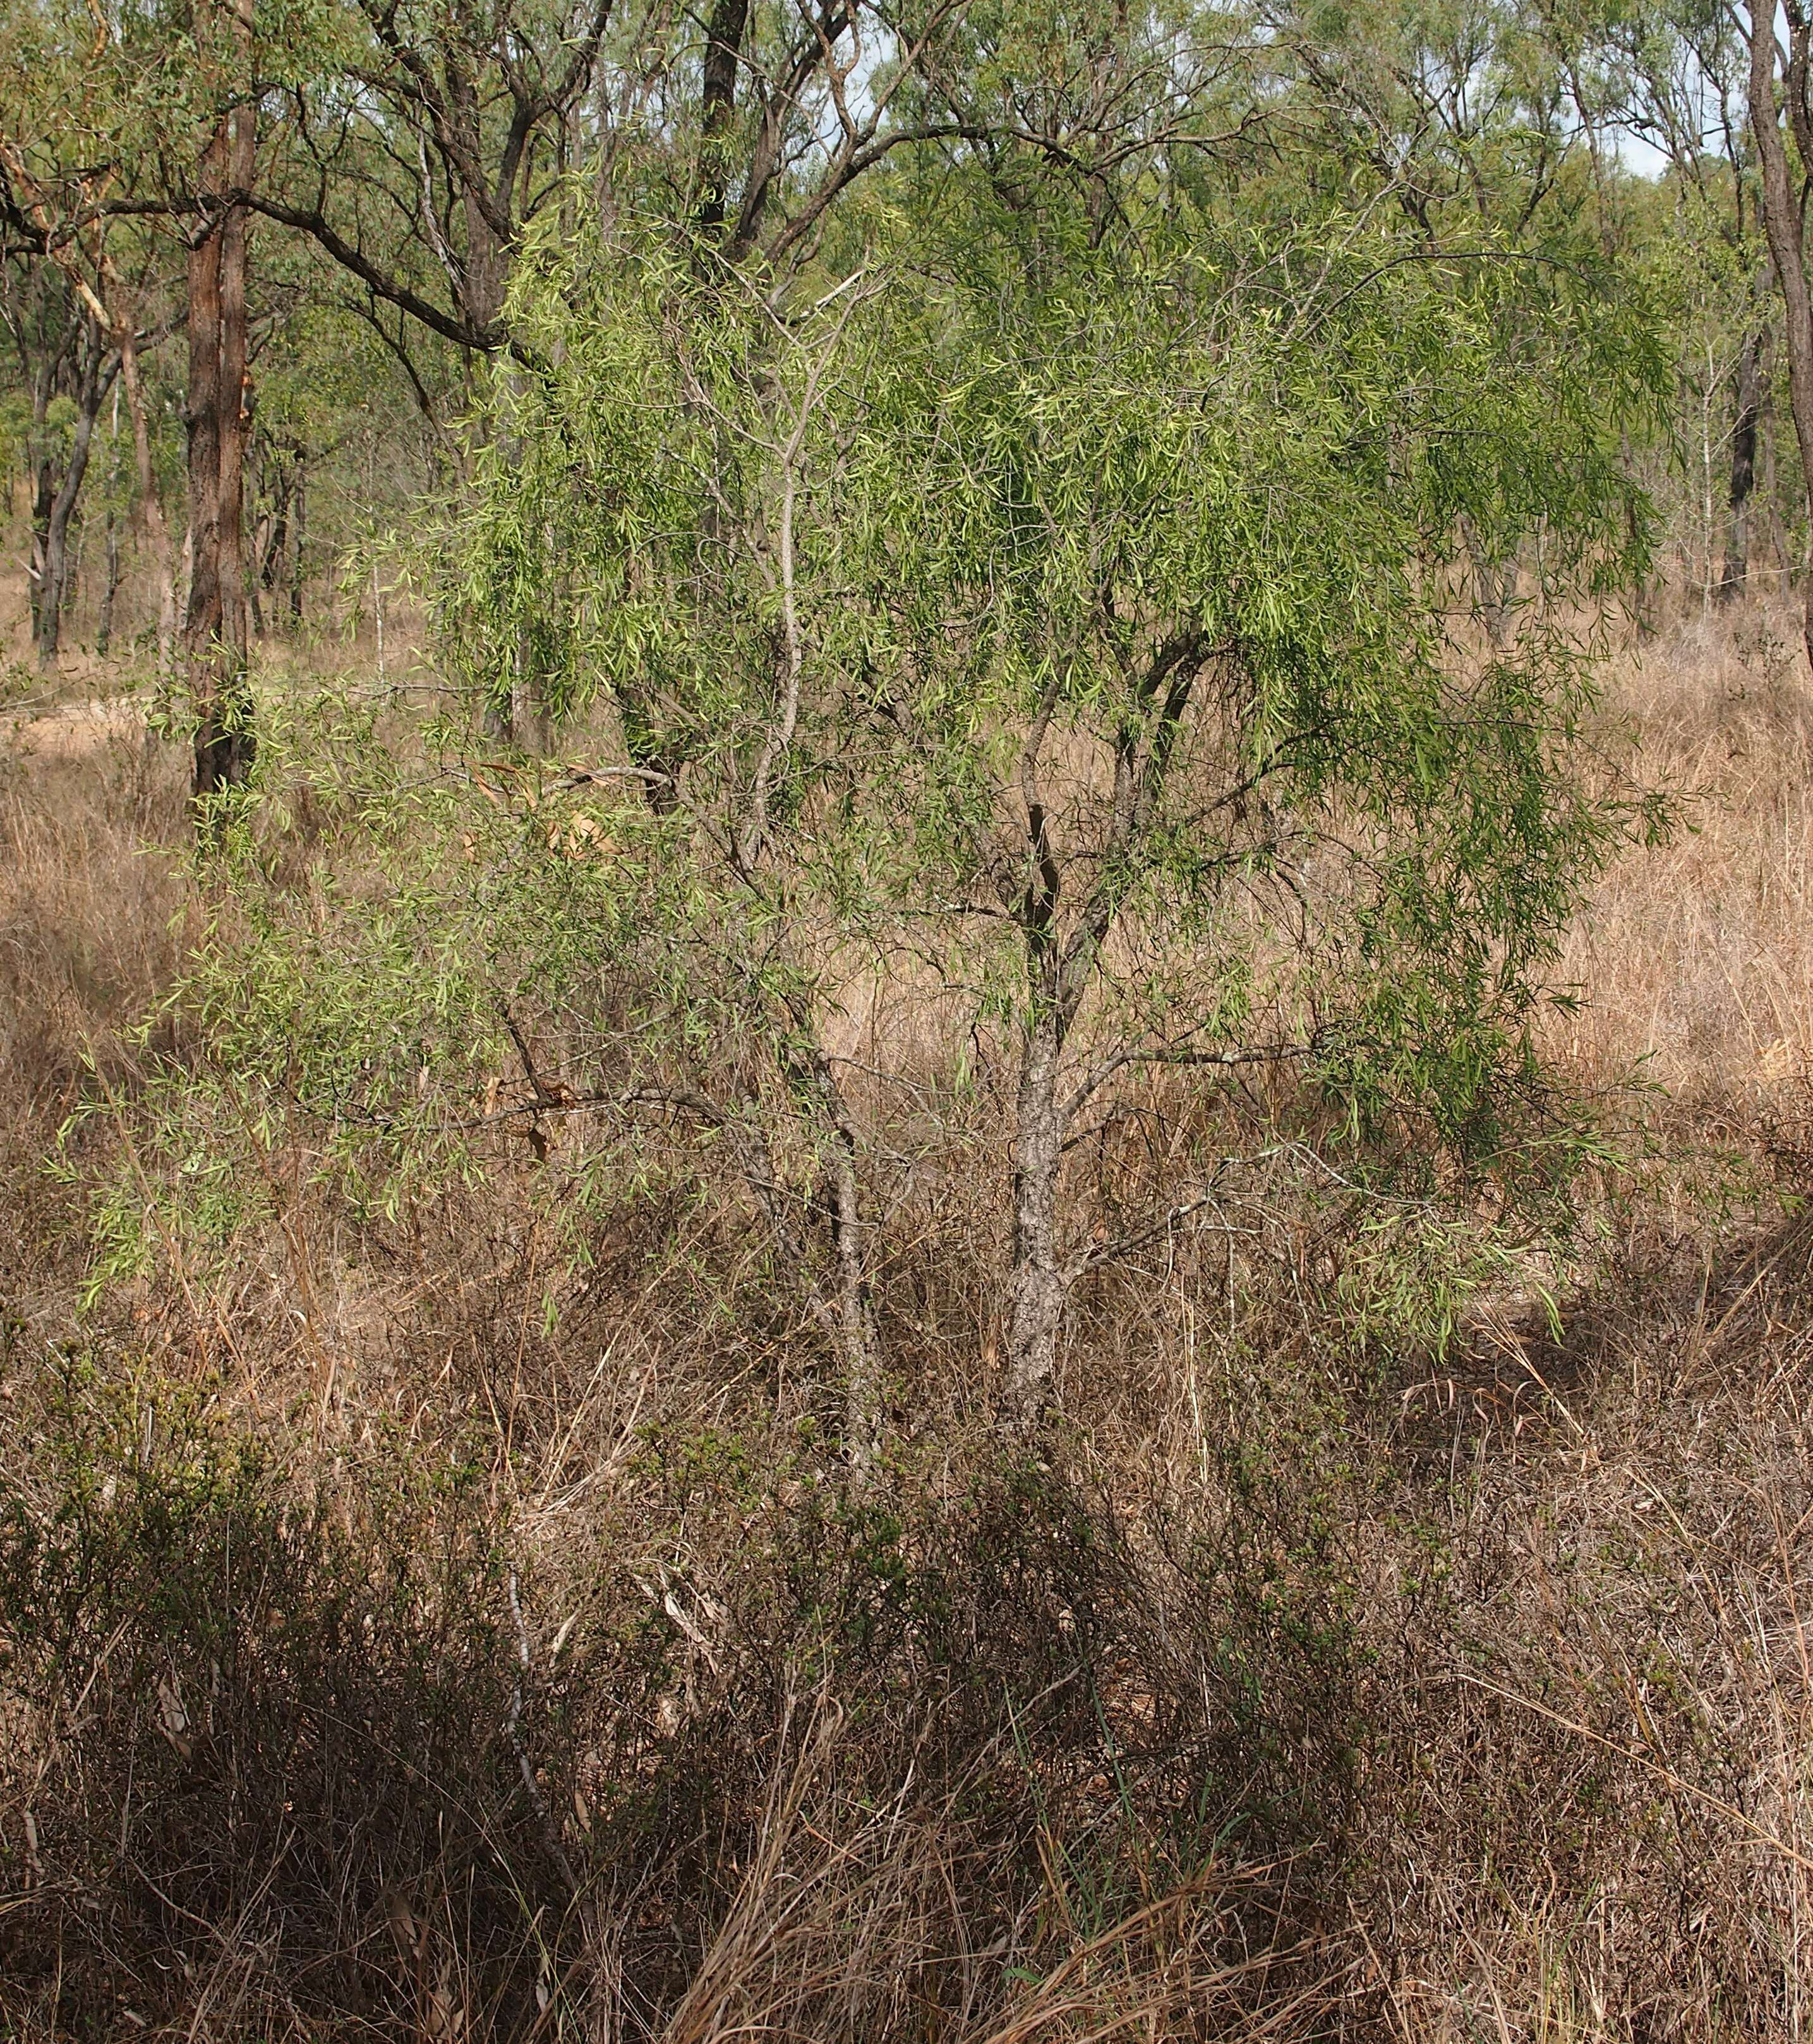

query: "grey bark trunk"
xmin=777 ymin=1034 xmax=883 ymax=1476
xmin=507 ymin=624 xmax=547 ymax=750
xmin=994 ymin=633 xmax=1206 ymax=1427
xmin=725 ymin=1055 xmax=882 ymax=1475
xmin=1003 ymin=1013 xmax=1068 ymax=1421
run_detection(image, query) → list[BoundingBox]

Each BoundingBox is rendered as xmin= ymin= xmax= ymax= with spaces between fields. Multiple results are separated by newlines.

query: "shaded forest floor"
xmin=4 ymin=596 xmax=1813 ymax=2041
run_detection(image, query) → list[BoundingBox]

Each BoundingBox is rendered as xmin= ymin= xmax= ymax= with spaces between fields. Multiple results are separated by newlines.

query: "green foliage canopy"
xmin=432 ymin=193 xmax=1665 ymax=1149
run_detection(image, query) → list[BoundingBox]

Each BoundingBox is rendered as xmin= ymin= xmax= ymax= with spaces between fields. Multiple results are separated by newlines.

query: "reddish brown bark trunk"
xmin=187 ymin=11 xmax=257 ymax=797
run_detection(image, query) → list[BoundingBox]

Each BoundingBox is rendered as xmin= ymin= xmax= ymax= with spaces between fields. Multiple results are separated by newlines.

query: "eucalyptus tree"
xmin=0 ymin=257 xmax=119 ymax=667
xmin=1745 ymin=1 xmax=1813 ymax=666
xmin=246 ymin=0 xmax=620 ymax=363
xmin=1257 ymin=0 xmax=1589 ymax=236
xmin=250 ymin=0 xmax=979 ymax=373
xmin=0 ymin=66 xmax=182 ymax=675
xmin=29 ymin=295 xmax=118 ymax=667
xmin=0 ymin=0 xmax=280 ymax=780
xmin=178 ymin=0 xmax=261 ymax=791
xmin=1258 ymin=0 xmax=1627 ymax=637
xmin=1584 ymin=0 xmax=1771 ymax=602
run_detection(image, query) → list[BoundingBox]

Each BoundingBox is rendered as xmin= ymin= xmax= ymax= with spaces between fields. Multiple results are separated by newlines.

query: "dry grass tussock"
xmin=3 ymin=603 xmax=1813 ymax=2041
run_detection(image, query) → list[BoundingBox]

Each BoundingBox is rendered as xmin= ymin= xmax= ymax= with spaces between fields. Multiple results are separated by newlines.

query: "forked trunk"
xmin=994 ymin=634 xmax=1207 ymax=1428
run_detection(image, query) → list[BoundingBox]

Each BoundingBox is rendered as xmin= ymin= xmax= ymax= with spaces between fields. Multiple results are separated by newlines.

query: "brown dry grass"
xmin=3 ymin=602 xmax=1813 ymax=2043
xmin=1553 ymin=595 xmax=1813 ymax=1132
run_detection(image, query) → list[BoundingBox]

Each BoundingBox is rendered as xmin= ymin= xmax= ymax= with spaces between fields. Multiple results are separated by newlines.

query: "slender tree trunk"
xmin=98 ymin=511 xmax=118 ymax=656
xmin=28 ymin=457 xmax=53 ymax=644
xmin=249 ymin=471 xmax=268 ymax=638
xmin=289 ymin=450 xmax=306 ymax=622
xmin=1004 ymin=1007 xmax=1069 ymax=1419
xmin=36 ymin=344 xmax=111 ymax=670
xmin=1002 ymin=904 xmax=1095 ymax=1424
xmin=505 ymin=623 xmax=542 ymax=744
xmin=791 ymin=1043 xmax=882 ymax=1475
xmin=1461 ymin=514 xmax=1514 ymax=648
xmin=1720 ymin=329 xmax=1765 ymax=602
xmin=696 ymin=0 xmax=750 ymax=232
xmin=111 ymin=287 xmax=178 ymax=677
xmin=1749 ymin=17 xmax=1813 ymax=669
xmin=716 ymin=1037 xmax=883 ymax=1475
xmin=831 ymin=1138 xmax=882 ymax=1475
xmin=1001 ymin=802 xmax=1104 ymax=1424
xmin=187 ymin=33 xmax=257 ymax=797
xmin=184 ymin=174 xmax=229 ymax=766
xmin=260 ymin=451 xmax=291 ymax=595
xmin=997 ymin=637 xmax=1207 ymax=1426
xmin=1762 ymin=382 xmax=1786 ymax=576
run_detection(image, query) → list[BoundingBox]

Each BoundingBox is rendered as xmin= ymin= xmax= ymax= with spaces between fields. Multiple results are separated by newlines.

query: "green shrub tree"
xmin=433 ymin=178 xmax=1663 ymax=1430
